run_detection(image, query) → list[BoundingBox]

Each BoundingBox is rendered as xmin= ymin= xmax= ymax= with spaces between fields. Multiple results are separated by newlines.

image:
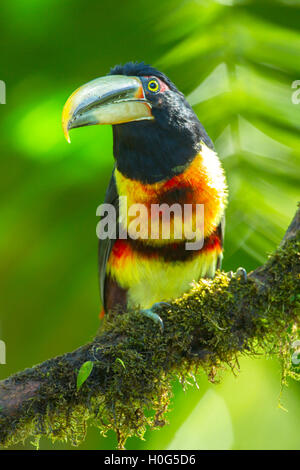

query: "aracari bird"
xmin=62 ymin=62 xmax=227 ymax=327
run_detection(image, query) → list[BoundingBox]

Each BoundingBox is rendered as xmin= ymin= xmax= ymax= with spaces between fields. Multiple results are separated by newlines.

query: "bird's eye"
xmin=147 ymin=79 xmax=160 ymax=93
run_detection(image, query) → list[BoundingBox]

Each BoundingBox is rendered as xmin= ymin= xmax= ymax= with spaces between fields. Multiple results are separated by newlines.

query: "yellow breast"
xmin=115 ymin=142 xmax=227 ymax=242
xmin=107 ymin=142 xmax=227 ymax=309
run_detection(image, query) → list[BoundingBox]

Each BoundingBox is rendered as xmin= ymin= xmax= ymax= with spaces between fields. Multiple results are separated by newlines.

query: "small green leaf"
xmin=115 ymin=357 xmax=126 ymax=369
xmin=77 ymin=361 xmax=94 ymax=391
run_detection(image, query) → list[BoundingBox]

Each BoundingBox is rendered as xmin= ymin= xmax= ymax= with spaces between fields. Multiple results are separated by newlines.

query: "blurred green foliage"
xmin=0 ymin=0 xmax=299 ymax=450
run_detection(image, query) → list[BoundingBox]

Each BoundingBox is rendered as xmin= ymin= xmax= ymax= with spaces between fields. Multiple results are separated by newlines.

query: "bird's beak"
xmin=62 ymin=75 xmax=153 ymax=142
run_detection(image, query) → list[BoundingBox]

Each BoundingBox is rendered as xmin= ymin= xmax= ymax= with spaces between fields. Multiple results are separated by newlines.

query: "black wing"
xmin=216 ymin=214 xmax=225 ymax=270
xmin=98 ymin=168 xmax=119 ymax=309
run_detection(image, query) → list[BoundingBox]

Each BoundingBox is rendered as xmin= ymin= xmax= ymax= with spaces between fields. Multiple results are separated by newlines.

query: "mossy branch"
xmin=0 ymin=208 xmax=299 ymax=449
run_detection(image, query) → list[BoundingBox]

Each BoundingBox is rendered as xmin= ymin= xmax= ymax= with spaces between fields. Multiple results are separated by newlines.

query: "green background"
xmin=0 ymin=0 xmax=299 ymax=450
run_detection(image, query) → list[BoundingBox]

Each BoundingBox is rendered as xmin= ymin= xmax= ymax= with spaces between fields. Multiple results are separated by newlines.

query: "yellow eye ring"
xmin=148 ymin=79 xmax=160 ymax=93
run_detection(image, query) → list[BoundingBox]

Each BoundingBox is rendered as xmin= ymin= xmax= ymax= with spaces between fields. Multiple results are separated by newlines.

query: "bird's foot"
xmin=140 ymin=302 xmax=170 ymax=332
xmin=236 ymin=267 xmax=247 ymax=281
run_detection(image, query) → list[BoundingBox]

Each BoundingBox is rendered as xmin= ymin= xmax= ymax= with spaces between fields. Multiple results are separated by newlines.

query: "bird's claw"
xmin=236 ymin=267 xmax=247 ymax=281
xmin=140 ymin=302 xmax=170 ymax=332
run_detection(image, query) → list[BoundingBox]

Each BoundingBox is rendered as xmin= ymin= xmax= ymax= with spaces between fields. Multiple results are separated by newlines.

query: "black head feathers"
xmin=109 ymin=61 xmax=179 ymax=94
xmin=110 ymin=62 xmax=214 ymax=183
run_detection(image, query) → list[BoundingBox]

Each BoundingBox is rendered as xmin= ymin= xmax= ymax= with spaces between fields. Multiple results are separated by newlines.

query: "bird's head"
xmin=62 ymin=62 xmax=213 ymax=183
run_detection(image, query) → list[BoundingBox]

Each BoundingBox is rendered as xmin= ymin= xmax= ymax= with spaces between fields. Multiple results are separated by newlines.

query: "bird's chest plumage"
xmin=106 ymin=143 xmax=227 ymax=309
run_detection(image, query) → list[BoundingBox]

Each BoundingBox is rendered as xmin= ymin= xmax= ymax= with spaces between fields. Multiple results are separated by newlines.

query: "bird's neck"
xmin=112 ymin=121 xmax=201 ymax=184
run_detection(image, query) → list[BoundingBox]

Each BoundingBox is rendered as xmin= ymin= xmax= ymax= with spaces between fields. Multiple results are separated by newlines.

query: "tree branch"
xmin=0 ymin=207 xmax=299 ymax=449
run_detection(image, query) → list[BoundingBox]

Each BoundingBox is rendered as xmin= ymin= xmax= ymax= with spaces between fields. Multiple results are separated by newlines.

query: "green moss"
xmin=0 ymin=238 xmax=299 ymax=449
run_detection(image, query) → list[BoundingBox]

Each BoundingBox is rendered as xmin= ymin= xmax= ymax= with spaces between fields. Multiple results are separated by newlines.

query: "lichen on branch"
xmin=0 ymin=208 xmax=299 ymax=449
